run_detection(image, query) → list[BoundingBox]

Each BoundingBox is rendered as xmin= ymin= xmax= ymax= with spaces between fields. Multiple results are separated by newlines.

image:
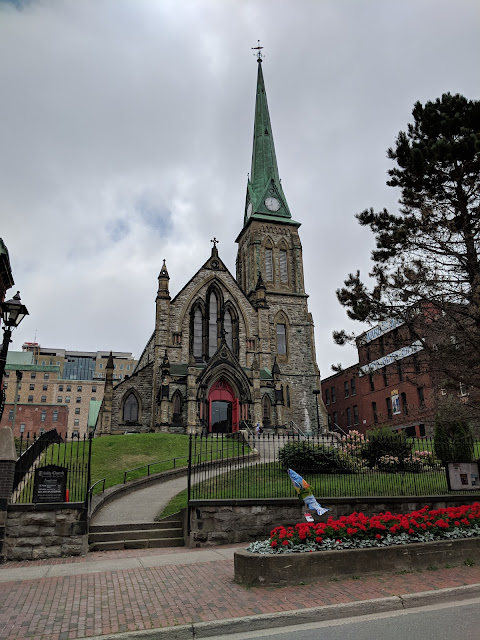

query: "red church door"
xmin=208 ymin=379 xmax=239 ymax=433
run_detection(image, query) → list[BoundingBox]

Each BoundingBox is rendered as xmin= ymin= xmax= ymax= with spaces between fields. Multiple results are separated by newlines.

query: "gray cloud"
xmin=1 ymin=0 xmax=479 ymax=378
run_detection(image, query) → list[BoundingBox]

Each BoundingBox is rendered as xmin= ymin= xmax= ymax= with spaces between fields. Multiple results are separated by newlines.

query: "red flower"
xmin=282 ymin=540 xmax=289 ymax=546
xmin=376 ymin=534 xmax=382 ymax=540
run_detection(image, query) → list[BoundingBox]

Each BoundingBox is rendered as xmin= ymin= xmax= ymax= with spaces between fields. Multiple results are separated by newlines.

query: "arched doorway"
xmin=207 ymin=379 xmax=239 ymax=433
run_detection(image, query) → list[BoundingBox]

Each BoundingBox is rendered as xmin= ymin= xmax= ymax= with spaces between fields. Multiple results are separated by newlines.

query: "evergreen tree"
xmin=335 ymin=93 xmax=480 ymax=389
xmin=434 ymin=396 xmax=474 ymax=464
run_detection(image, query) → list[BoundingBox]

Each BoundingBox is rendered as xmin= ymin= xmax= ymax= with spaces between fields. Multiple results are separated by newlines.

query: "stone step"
xmin=89 ymin=520 xmax=182 ymax=534
xmin=89 ymin=537 xmax=185 ymax=552
xmin=89 ymin=527 xmax=183 ymax=543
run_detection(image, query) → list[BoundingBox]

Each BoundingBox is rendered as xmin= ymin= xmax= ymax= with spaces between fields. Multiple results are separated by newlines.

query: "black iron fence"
xmin=188 ymin=432 xmax=480 ymax=500
xmin=13 ymin=430 xmax=92 ymax=504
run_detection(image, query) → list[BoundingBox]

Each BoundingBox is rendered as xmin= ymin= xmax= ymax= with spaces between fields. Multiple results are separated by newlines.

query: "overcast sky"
xmin=1 ymin=0 xmax=479 ymax=379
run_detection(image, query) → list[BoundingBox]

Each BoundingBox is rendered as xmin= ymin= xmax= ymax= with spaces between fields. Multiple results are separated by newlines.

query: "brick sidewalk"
xmin=1 ymin=548 xmax=480 ymax=640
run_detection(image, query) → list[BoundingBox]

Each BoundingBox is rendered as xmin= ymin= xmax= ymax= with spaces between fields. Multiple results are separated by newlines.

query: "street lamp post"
xmin=0 ymin=292 xmax=29 ymax=421
xmin=312 ymin=389 xmax=321 ymax=433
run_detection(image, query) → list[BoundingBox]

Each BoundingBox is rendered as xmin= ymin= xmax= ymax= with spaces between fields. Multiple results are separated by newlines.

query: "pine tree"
xmin=335 ymin=93 xmax=480 ymax=389
xmin=434 ymin=396 xmax=474 ymax=464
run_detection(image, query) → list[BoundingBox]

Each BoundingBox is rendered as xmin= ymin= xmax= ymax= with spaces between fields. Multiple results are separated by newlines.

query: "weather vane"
xmin=211 ymin=237 xmax=219 ymax=248
xmin=252 ymin=40 xmax=264 ymax=61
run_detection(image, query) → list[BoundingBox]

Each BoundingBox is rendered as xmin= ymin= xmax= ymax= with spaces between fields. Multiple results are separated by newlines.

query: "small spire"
xmin=106 ymin=351 xmax=114 ymax=370
xmin=159 ymin=259 xmax=169 ymax=279
xmin=157 ymin=259 xmax=170 ymax=300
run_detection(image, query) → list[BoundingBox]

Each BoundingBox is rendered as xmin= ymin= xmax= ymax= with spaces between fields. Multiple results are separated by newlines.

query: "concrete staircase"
xmin=89 ymin=514 xmax=185 ymax=552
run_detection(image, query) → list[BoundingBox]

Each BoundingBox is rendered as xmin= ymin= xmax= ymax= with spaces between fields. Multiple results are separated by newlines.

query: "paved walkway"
xmin=1 ymin=542 xmax=480 ymax=640
xmin=91 ymin=476 xmax=188 ymax=524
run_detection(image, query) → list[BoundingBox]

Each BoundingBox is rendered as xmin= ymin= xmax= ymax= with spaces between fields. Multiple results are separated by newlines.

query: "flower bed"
xmin=248 ymin=503 xmax=480 ymax=554
xmin=234 ymin=504 xmax=480 ymax=587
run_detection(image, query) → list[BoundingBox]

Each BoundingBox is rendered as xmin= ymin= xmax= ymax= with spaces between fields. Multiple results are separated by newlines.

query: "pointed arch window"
xmin=224 ymin=309 xmax=232 ymax=350
xmin=208 ymin=293 xmax=218 ymax=357
xmin=262 ymin=395 xmax=271 ymax=425
xmin=265 ymin=248 xmax=273 ymax=281
xmin=123 ymin=393 xmax=139 ymax=423
xmin=276 ymin=323 xmax=287 ymax=355
xmin=193 ymin=308 xmax=203 ymax=359
xmin=172 ymin=392 xmax=182 ymax=424
xmin=279 ymin=249 xmax=288 ymax=283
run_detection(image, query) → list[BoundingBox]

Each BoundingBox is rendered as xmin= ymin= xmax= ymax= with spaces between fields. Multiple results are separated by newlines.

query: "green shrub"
xmin=278 ymin=441 xmax=354 ymax=474
xmin=434 ymin=396 xmax=474 ymax=464
xmin=361 ymin=426 xmax=411 ymax=469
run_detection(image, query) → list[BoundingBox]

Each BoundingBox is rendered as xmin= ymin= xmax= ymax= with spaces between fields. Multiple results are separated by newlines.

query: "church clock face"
xmin=246 ymin=202 xmax=253 ymax=218
xmin=265 ymin=196 xmax=280 ymax=212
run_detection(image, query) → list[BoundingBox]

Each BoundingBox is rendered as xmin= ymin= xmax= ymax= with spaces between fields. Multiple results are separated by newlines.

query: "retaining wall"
xmin=188 ymin=495 xmax=480 ymax=547
xmin=5 ymin=503 xmax=88 ymax=561
xmin=234 ymin=537 xmax=480 ymax=587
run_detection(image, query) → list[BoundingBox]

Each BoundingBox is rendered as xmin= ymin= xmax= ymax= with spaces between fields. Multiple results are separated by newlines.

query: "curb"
xmin=86 ymin=583 xmax=480 ymax=640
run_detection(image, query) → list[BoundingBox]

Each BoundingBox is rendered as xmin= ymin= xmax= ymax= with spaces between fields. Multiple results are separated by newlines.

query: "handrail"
xmin=123 ymin=456 xmax=189 ymax=484
xmin=290 ymin=420 xmax=307 ymax=438
xmin=239 ymin=420 xmax=253 ymax=437
xmin=87 ymin=477 xmax=106 ymax=511
xmin=333 ymin=422 xmax=349 ymax=437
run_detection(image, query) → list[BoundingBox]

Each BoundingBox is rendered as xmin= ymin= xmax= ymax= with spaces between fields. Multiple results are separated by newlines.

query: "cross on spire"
xmin=211 ymin=237 xmax=219 ymax=248
xmin=251 ymin=40 xmax=263 ymax=62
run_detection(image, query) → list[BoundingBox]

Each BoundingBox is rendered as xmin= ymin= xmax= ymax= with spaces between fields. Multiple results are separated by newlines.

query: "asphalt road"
xmin=207 ymin=598 xmax=480 ymax=640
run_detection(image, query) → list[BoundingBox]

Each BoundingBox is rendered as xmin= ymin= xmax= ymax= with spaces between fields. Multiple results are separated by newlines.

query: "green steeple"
xmin=244 ymin=58 xmax=296 ymax=227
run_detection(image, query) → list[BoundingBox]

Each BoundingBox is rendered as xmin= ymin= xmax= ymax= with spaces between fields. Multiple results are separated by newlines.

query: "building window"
xmin=417 ymin=387 xmax=425 ymax=407
xmin=74 ymin=419 xmax=79 ymax=426
xmin=65 ymin=396 xmax=70 ymax=403
xmin=126 ymin=365 xmax=130 ymax=371
xmin=325 ymin=389 xmax=330 ymax=405
xmin=66 ymin=385 xmax=71 ymax=392
xmin=75 ymin=408 xmax=80 ymax=415
xmin=44 ymin=374 xmax=49 ymax=380
xmin=91 ymin=397 xmax=96 ymax=401
xmin=344 ymin=381 xmax=349 ymax=398
xmin=265 ymin=248 xmax=273 ymax=281
xmin=39 ymin=428 xmax=45 ymax=435
xmin=41 ymin=396 xmax=47 ymax=403
xmin=92 ymin=386 xmax=96 ymax=392
xmin=41 ymin=411 xmax=46 ymax=422
xmin=262 ymin=395 xmax=271 ymax=425
xmin=328 ymin=414 xmax=332 ymax=429
xmin=20 ymin=424 xmax=25 ymax=433
xmin=369 ymin=374 xmax=374 ymax=392
xmin=193 ymin=307 xmax=203 ymax=359
xmin=43 ymin=384 xmax=48 ymax=391
xmin=346 ymin=407 xmax=352 ymax=427
xmin=331 ymin=386 xmax=336 ymax=403
xmin=172 ymin=393 xmax=182 ymax=424
xmin=72 ymin=430 xmax=79 ymax=438
xmin=119 ymin=364 xmax=123 ymax=370
xmin=276 ymin=324 xmax=287 ymax=355
xmin=99 ymin=363 xmax=103 ymax=370
xmin=401 ymin=392 xmax=408 ymax=415
xmin=59 ymin=385 xmax=63 ymax=392
xmin=351 ymin=378 xmax=356 ymax=396
xmin=41 ymin=360 xmax=45 ymax=366
xmin=53 ymin=410 xmax=58 ymax=422
xmin=332 ymin=412 xmax=338 ymax=427
xmin=397 ymin=360 xmax=403 ymax=382
xmin=353 ymin=405 xmax=359 ymax=425
xmin=8 ymin=410 xmax=13 ymax=421
xmin=29 ymin=384 xmax=35 ymax=391
xmin=57 ymin=396 xmax=62 ymax=403
xmin=413 ymin=353 xmax=421 ymax=374
xmin=77 ymin=386 xmax=82 ymax=392
xmin=386 ymin=397 xmax=392 ymax=419
xmin=114 ymin=364 xmax=117 ymax=370
xmin=76 ymin=397 xmax=81 ymax=403
xmin=208 ymin=293 xmax=218 ymax=358
xmin=28 ymin=395 xmax=33 ymax=402
xmin=123 ymin=393 xmax=139 ymax=423
xmin=31 ymin=373 xmax=36 ymax=379
xmin=224 ymin=309 xmax=233 ymax=350
xmin=56 ymin=361 xmax=60 ymax=366
xmin=279 ymin=250 xmax=288 ymax=283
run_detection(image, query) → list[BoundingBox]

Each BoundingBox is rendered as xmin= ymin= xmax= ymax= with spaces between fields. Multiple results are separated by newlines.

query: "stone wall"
xmin=4 ymin=503 xmax=88 ymax=561
xmin=188 ymin=495 xmax=480 ymax=547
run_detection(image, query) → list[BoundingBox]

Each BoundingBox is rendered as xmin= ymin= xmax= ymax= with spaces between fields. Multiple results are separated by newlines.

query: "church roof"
xmin=243 ymin=59 xmax=299 ymax=228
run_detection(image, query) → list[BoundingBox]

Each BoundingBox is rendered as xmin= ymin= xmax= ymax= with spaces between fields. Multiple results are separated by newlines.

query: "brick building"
xmin=97 ymin=58 xmax=327 ymax=436
xmin=322 ymin=315 xmax=468 ymax=437
xmin=0 ymin=350 xmax=135 ymax=438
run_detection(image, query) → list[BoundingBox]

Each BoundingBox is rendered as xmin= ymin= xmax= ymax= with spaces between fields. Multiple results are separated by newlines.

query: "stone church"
xmin=97 ymin=57 xmax=327 ymax=436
